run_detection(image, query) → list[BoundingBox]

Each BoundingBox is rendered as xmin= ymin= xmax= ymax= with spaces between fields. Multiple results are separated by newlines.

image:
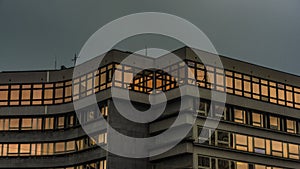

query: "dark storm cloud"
xmin=0 ymin=0 xmax=299 ymax=76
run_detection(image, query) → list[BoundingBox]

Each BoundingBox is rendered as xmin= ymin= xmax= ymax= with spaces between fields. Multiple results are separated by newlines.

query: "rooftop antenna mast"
xmin=72 ymin=53 xmax=79 ymax=67
xmin=54 ymin=56 xmax=57 ymax=70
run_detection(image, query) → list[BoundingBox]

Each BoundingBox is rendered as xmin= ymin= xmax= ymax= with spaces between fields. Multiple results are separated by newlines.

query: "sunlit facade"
xmin=0 ymin=47 xmax=299 ymax=168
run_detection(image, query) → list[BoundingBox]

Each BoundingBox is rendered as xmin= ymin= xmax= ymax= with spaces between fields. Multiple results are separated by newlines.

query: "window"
xmin=225 ymin=71 xmax=233 ymax=93
xmin=57 ymin=116 xmax=65 ymax=129
xmin=8 ymin=144 xmax=18 ymax=155
xmin=55 ymin=142 xmax=65 ymax=153
xmin=216 ymin=131 xmax=230 ymax=148
xmin=9 ymin=119 xmax=19 ymax=130
xmin=269 ymin=116 xmax=280 ymax=130
xmin=234 ymin=109 xmax=246 ymax=124
xmin=235 ymin=134 xmax=248 ymax=151
xmin=66 ymin=141 xmax=75 ymax=151
xmin=254 ymin=137 xmax=266 ymax=154
xmin=270 ymin=82 xmax=277 ymax=103
xmin=286 ymin=119 xmax=296 ymax=134
xmin=271 ymin=141 xmax=283 ymax=157
xmin=216 ymin=159 xmax=229 ymax=169
xmin=216 ymin=72 xmax=225 ymax=91
xmin=234 ymin=74 xmax=242 ymax=95
xmin=197 ymin=101 xmax=208 ymax=116
xmin=198 ymin=156 xmax=210 ymax=169
xmin=0 ymin=90 xmax=8 ymax=101
xmin=21 ymin=118 xmax=32 ymax=130
xmin=252 ymin=112 xmax=264 ymax=127
xmin=236 ymin=162 xmax=248 ymax=169
xmin=87 ymin=111 xmax=95 ymax=121
xmin=288 ymin=144 xmax=299 ymax=159
xmin=213 ymin=103 xmax=227 ymax=120
xmin=45 ymin=117 xmax=54 ymax=130
xmin=33 ymin=86 xmax=42 ymax=98
xmin=20 ymin=144 xmax=30 ymax=155
xmin=98 ymin=133 xmax=107 ymax=144
xmin=21 ymin=89 xmax=31 ymax=105
xmin=198 ymin=127 xmax=210 ymax=145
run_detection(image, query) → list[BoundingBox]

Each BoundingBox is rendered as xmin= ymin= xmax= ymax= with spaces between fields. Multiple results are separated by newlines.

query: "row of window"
xmin=198 ymin=127 xmax=300 ymax=160
xmin=197 ymin=100 xmax=299 ymax=135
xmin=0 ymin=104 xmax=108 ymax=131
xmin=48 ymin=159 xmax=106 ymax=169
xmin=0 ymin=64 xmax=114 ymax=106
xmin=198 ymin=155 xmax=286 ymax=169
xmin=185 ymin=60 xmax=300 ymax=109
xmin=1 ymin=60 xmax=300 ymax=111
xmin=0 ymin=133 xmax=107 ymax=156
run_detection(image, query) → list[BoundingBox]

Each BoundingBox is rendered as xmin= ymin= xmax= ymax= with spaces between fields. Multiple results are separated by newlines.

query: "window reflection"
xmin=199 ymin=127 xmax=300 ymax=160
xmin=252 ymin=112 xmax=264 ymax=127
xmin=234 ymin=109 xmax=246 ymax=124
xmin=270 ymin=116 xmax=280 ymax=130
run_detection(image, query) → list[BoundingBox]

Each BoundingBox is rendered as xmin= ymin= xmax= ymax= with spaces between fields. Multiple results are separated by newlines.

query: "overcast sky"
xmin=0 ymin=0 xmax=299 ymax=76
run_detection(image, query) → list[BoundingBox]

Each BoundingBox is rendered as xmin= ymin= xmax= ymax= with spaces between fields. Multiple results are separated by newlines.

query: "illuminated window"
xmin=288 ymin=144 xmax=299 ymax=159
xmin=252 ymin=112 xmax=264 ymax=127
xmin=286 ymin=89 xmax=293 ymax=107
xmin=270 ymin=82 xmax=277 ymax=103
xmin=254 ymin=137 xmax=266 ymax=154
xmin=124 ymin=71 xmax=133 ymax=84
xmin=9 ymin=119 xmax=19 ymax=130
xmin=45 ymin=117 xmax=54 ymax=130
xmin=260 ymin=85 xmax=269 ymax=102
xmin=10 ymin=90 xmax=19 ymax=100
xmin=0 ymin=91 xmax=8 ymax=100
xmin=235 ymin=134 xmax=248 ymax=151
xmin=225 ymin=72 xmax=234 ymax=94
xmin=271 ymin=141 xmax=283 ymax=157
xmin=234 ymin=109 xmax=246 ymax=124
xmin=21 ymin=118 xmax=32 ymax=130
xmin=8 ymin=144 xmax=18 ymax=155
xmin=254 ymin=164 xmax=266 ymax=169
xmin=57 ymin=116 xmax=65 ymax=129
xmin=197 ymin=69 xmax=205 ymax=82
xmin=43 ymin=89 xmax=52 ymax=99
xmin=294 ymin=90 xmax=300 ymax=107
xmin=0 ymin=119 xmax=8 ymax=130
xmin=234 ymin=75 xmax=242 ymax=91
xmin=21 ymin=89 xmax=31 ymax=100
xmin=236 ymin=162 xmax=248 ymax=169
xmin=66 ymin=141 xmax=75 ymax=151
xmin=65 ymin=85 xmax=72 ymax=102
xmin=286 ymin=119 xmax=296 ymax=134
xmin=252 ymin=82 xmax=260 ymax=99
xmin=216 ymin=73 xmax=225 ymax=91
xmin=55 ymin=142 xmax=65 ymax=153
xmin=32 ymin=118 xmax=42 ymax=130
xmin=270 ymin=116 xmax=280 ymax=130
xmin=33 ymin=89 xmax=42 ymax=99
xmin=98 ymin=133 xmax=107 ymax=144
xmin=20 ymin=144 xmax=30 ymax=155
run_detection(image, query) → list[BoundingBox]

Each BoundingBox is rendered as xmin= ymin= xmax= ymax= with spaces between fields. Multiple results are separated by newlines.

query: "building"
xmin=0 ymin=47 xmax=299 ymax=169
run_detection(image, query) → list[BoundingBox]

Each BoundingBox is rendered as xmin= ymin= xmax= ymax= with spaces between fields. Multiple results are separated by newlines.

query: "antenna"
xmin=54 ymin=56 xmax=57 ymax=70
xmin=72 ymin=53 xmax=79 ymax=66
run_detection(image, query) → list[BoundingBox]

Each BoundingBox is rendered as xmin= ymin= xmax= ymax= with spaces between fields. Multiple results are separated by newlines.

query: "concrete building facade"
xmin=0 ymin=47 xmax=299 ymax=169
